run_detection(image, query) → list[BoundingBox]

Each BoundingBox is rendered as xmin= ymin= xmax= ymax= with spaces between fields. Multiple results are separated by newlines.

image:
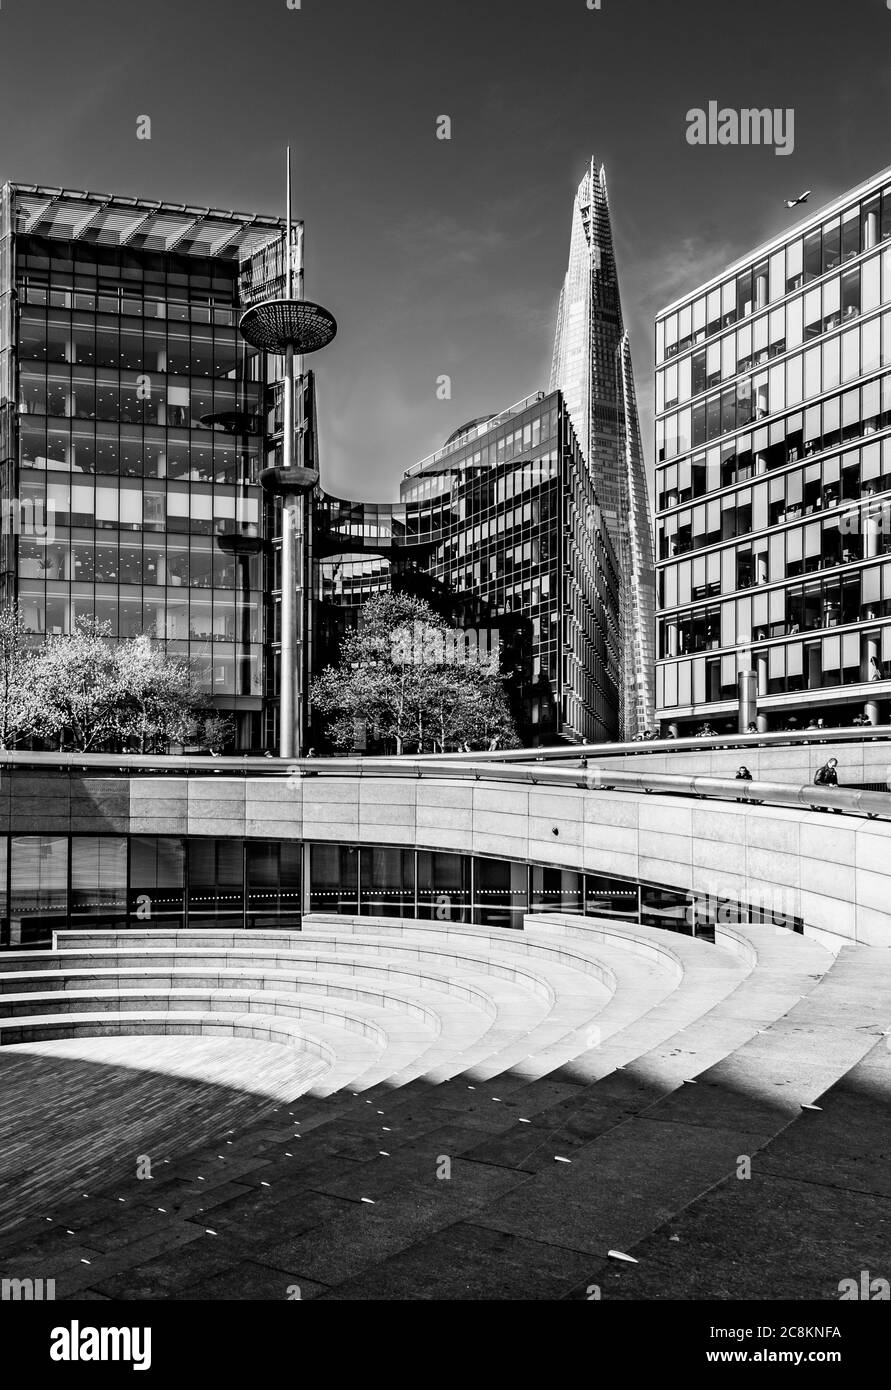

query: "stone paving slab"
xmin=319 ymin=1221 xmax=596 ymax=1301
xmin=561 ymin=1174 xmax=891 ymax=1302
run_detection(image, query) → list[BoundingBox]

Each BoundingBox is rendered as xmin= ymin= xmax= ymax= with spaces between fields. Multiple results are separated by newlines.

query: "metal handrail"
xmin=0 ymin=750 xmax=887 ymax=821
xmin=291 ymin=758 xmax=890 ymax=821
xmin=0 ymin=726 xmax=886 ymax=780
xmin=409 ymin=725 xmax=891 ymax=764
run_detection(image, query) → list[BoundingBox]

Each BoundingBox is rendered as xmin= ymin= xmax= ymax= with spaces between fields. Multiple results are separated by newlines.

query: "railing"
xmin=401 ymin=391 xmax=547 ymax=479
xmin=410 ymin=725 xmax=891 ymax=764
xmin=0 ymin=748 xmax=889 ymax=821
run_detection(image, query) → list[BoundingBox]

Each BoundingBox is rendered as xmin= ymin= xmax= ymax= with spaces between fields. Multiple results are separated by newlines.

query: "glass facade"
xmin=549 ymin=159 xmax=656 ymax=737
xmin=314 ymin=390 xmax=622 ymax=745
xmin=0 ymin=832 xmax=801 ymax=950
xmin=0 ymin=184 xmax=285 ymax=749
xmin=655 ymin=165 xmax=891 ymax=732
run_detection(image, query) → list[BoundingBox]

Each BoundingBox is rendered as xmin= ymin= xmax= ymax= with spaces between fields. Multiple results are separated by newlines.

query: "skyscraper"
xmin=549 ymin=159 xmax=656 ymax=737
xmin=654 ymin=165 xmax=891 ymax=736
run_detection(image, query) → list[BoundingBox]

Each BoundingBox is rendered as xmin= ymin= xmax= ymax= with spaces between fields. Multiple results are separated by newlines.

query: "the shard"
xmin=549 ymin=158 xmax=656 ymax=738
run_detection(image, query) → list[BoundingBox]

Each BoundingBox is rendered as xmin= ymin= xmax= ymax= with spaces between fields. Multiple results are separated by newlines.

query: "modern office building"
xmin=313 ymin=389 xmax=622 ymax=746
xmin=550 ymin=158 xmax=656 ymax=737
xmin=655 ymin=165 xmax=891 ymax=735
xmin=0 ymin=180 xmax=622 ymax=754
xmin=0 ymin=182 xmax=293 ymax=749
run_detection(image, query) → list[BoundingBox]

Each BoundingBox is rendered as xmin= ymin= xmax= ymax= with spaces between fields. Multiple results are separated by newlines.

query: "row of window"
xmin=658 ymin=184 xmax=891 ymax=362
xmin=660 ymin=520 xmax=891 ymax=611
xmin=659 ymin=315 xmax=891 ymax=460
xmin=660 ymin=450 xmax=891 ymax=559
xmin=659 ymin=567 xmax=891 ymax=658
xmin=16 ymin=534 xmax=261 ymax=590
xmin=18 ymin=369 xmax=263 ymax=434
xmin=321 ymin=492 xmax=558 ymax=551
xmin=659 ymin=378 xmax=891 ymax=520
xmin=659 ymin=253 xmax=890 ymax=407
xmin=17 ymin=583 xmax=263 ymax=654
xmin=657 ymin=430 xmax=891 ymax=514
xmin=19 ymin=420 xmax=261 ymax=483
xmin=658 ymin=624 xmax=891 ymax=710
xmin=19 ymin=283 xmax=241 ymax=327
xmin=19 ymin=236 xmax=241 ymax=294
xmin=17 ymin=475 xmax=260 ymax=533
xmin=17 ymin=308 xmax=260 ymax=380
xmin=0 ymin=831 xmax=802 ymax=952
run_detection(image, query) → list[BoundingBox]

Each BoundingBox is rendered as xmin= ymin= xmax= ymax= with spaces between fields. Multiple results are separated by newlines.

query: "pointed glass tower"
xmin=549 ymin=159 xmax=655 ymax=738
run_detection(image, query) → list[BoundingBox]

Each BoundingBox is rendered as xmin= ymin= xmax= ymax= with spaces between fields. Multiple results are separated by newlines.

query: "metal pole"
xmin=280 ymin=347 xmax=297 ymax=759
xmin=293 ymin=194 xmax=307 ymax=760
xmin=279 ymin=146 xmax=297 ymax=758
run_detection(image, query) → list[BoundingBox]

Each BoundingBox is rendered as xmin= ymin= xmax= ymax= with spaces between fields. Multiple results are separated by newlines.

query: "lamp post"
xmin=238 ymin=149 xmax=336 ymax=757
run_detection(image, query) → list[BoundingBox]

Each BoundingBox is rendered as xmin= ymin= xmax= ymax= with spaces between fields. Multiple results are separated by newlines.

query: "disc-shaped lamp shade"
xmin=259 ymin=464 xmax=320 ymax=496
xmin=199 ymin=410 xmax=258 ymax=434
xmin=239 ymin=299 xmax=337 ymax=355
xmin=216 ymin=531 xmax=263 ymax=555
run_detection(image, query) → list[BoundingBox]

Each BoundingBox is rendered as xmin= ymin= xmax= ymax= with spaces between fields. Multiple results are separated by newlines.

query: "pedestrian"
xmin=735 ymin=765 xmax=752 ymax=802
xmin=812 ymin=757 xmax=842 ymax=813
xmin=814 ymin=757 xmax=839 ymax=787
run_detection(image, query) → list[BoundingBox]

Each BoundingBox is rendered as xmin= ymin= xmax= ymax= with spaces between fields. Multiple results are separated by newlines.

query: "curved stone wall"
xmin=1 ymin=768 xmax=888 ymax=950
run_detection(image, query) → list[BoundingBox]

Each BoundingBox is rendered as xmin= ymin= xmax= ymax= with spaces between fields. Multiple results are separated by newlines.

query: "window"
xmin=10 ymin=836 xmax=68 ymax=948
xmin=71 ymin=837 xmax=127 ymax=922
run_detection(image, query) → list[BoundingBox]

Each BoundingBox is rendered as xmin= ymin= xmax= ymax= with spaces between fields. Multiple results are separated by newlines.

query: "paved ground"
xmin=0 ymin=1037 xmax=325 ymax=1239
xmin=0 ymin=1035 xmax=888 ymax=1300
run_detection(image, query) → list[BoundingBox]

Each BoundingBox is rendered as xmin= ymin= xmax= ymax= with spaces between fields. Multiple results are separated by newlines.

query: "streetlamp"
xmin=239 ymin=149 xmax=337 ymax=757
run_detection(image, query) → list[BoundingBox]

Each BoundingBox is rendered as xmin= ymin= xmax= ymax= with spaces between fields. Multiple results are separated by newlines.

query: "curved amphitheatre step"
xmin=128 ymin=918 xmax=674 ymax=1085
xmin=22 ymin=929 xmax=627 ymax=1091
xmin=0 ymin=983 xmax=481 ymax=1097
xmin=508 ymin=914 xmax=834 ymax=1089
xmin=301 ymin=915 xmax=684 ymax=1084
xmin=16 ymin=920 xmax=751 ymax=1102
xmin=0 ymin=964 xmax=507 ymax=1092
xmin=0 ymin=989 xmax=438 ymax=1100
xmin=340 ymin=916 xmax=837 ymax=1142
xmin=0 ymin=927 xmax=626 ymax=1095
xmin=0 ymin=918 xmax=846 ymax=1120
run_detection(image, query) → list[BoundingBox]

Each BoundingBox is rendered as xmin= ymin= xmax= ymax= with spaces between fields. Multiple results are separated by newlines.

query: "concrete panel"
xmin=746 ymin=845 xmax=802 ymax=892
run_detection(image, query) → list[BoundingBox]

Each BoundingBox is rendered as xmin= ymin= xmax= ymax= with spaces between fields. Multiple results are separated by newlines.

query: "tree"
xmin=311 ymin=593 xmax=519 ymax=754
xmin=0 ymin=604 xmax=37 ymax=750
xmin=26 ymin=620 xmax=234 ymax=754
xmin=29 ymin=617 xmax=122 ymax=752
xmin=114 ymin=634 xmax=225 ymax=753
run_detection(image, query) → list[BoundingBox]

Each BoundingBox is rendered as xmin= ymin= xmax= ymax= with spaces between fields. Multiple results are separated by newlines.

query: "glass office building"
xmin=550 ymin=159 xmax=656 ymax=737
xmin=655 ymin=165 xmax=891 ymax=734
xmin=0 ymin=182 xmax=286 ymax=749
xmin=314 ymin=389 xmax=622 ymax=745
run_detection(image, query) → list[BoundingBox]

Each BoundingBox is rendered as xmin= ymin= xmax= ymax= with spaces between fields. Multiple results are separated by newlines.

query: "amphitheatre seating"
xmin=0 ymin=913 xmax=888 ymax=1299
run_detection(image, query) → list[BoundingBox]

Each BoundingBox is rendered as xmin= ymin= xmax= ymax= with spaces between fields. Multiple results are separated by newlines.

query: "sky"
xmin=1 ymin=0 xmax=890 ymax=500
